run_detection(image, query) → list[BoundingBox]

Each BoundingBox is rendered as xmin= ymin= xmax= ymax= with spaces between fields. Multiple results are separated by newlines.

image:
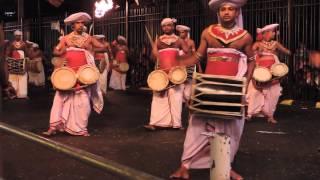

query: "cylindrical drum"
xmin=147 ymin=70 xmax=169 ymax=91
xmin=51 ymin=67 xmax=77 ymax=90
xmin=168 ymin=66 xmax=187 ymax=84
xmin=6 ymin=57 xmax=26 ymax=74
xmin=118 ymin=62 xmax=129 ymax=73
xmin=77 ymin=65 xmax=100 ymax=85
xmin=253 ymin=66 xmax=272 ymax=83
xmin=271 ymin=63 xmax=289 ymax=77
xmin=158 ymin=48 xmax=179 ymax=72
xmin=26 ymin=59 xmax=42 ymax=73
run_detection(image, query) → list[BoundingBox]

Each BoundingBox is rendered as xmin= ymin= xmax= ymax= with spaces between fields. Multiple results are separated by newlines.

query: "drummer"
xmin=27 ymin=42 xmax=45 ymax=87
xmin=0 ymin=24 xmax=16 ymax=99
xmin=5 ymin=30 xmax=29 ymax=99
xmin=176 ymin=24 xmax=203 ymax=102
xmin=109 ymin=35 xmax=129 ymax=91
xmin=170 ymin=0 xmax=255 ymax=179
xmin=246 ymin=23 xmax=291 ymax=124
xmin=144 ymin=18 xmax=189 ymax=131
xmin=43 ymin=12 xmax=107 ymax=136
xmin=93 ymin=34 xmax=113 ymax=96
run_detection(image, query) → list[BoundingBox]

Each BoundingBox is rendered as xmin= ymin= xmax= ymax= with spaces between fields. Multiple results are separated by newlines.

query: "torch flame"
xmin=95 ymin=0 xmax=113 ymax=18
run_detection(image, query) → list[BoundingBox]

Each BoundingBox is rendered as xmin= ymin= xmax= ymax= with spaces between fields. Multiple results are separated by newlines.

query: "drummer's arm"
xmin=179 ymin=29 xmax=207 ymax=67
xmin=190 ymin=40 xmax=203 ymax=72
xmin=53 ymin=39 xmax=66 ymax=56
xmin=152 ymin=39 xmax=159 ymax=61
xmin=276 ymin=42 xmax=291 ymax=55
xmin=244 ymin=34 xmax=255 ymax=83
xmin=91 ymin=37 xmax=107 ymax=51
xmin=106 ymin=42 xmax=114 ymax=60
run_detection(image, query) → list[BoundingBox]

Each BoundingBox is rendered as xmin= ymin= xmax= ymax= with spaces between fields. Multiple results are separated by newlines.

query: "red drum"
xmin=51 ymin=67 xmax=77 ymax=90
xmin=189 ymin=72 xmax=246 ymax=119
xmin=205 ymin=52 xmax=240 ymax=76
xmin=115 ymin=51 xmax=127 ymax=63
xmin=147 ymin=70 xmax=169 ymax=91
xmin=65 ymin=50 xmax=87 ymax=71
xmin=158 ymin=48 xmax=179 ymax=72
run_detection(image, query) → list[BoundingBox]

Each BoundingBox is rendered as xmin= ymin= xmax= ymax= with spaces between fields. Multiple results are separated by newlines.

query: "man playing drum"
xmin=27 ymin=42 xmax=46 ymax=87
xmin=170 ymin=0 xmax=255 ymax=179
xmin=5 ymin=30 xmax=29 ymax=99
xmin=93 ymin=34 xmax=113 ymax=96
xmin=176 ymin=25 xmax=203 ymax=102
xmin=43 ymin=12 xmax=107 ymax=136
xmin=0 ymin=24 xmax=16 ymax=99
xmin=246 ymin=24 xmax=291 ymax=124
xmin=144 ymin=18 xmax=189 ymax=131
xmin=109 ymin=35 xmax=129 ymax=91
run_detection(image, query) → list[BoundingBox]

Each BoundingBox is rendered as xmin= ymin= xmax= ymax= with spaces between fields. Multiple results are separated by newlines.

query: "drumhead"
xmin=51 ymin=67 xmax=77 ymax=90
xmin=168 ymin=66 xmax=187 ymax=84
xmin=271 ymin=63 xmax=288 ymax=77
xmin=77 ymin=65 xmax=100 ymax=85
xmin=119 ymin=62 xmax=129 ymax=72
xmin=253 ymin=67 xmax=272 ymax=82
xmin=147 ymin=70 xmax=169 ymax=91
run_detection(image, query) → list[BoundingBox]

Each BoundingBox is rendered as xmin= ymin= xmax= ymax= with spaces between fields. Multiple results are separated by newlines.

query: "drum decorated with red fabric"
xmin=51 ymin=67 xmax=77 ymax=90
xmin=205 ymin=52 xmax=240 ymax=76
xmin=147 ymin=70 xmax=169 ymax=91
xmin=158 ymin=48 xmax=179 ymax=72
xmin=77 ymin=65 xmax=100 ymax=85
xmin=189 ymin=73 xmax=246 ymax=119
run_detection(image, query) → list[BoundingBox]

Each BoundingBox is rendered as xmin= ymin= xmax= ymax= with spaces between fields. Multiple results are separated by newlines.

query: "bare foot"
xmin=42 ymin=129 xmax=57 ymax=136
xmin=230 ymin=169 xmax=244 ymax=180
xmin=169 ymin=165 xmax=189 ymax=179
xmin=267 ymin=117 xmax=277 ymax=124
xmin=143 ymin=125 xmax=156 ymax=131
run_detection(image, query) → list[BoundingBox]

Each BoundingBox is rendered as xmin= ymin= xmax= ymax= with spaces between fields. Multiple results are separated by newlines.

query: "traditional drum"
xmin=77 ymin=65 xmax=100 ymax=85
xmin=26 ymin=59 xmax=42 ymax=73
xmin=147 ymin=70 xmax=169 ymax=91
xmin=189 ymin=73 xmax=246 ymax=119
xmin=118 ymin=62 xmax=129 ymax=73
xmin=51 ymin=67 xmax=77 ymax=90
xmin=6 ymin=57 xmax=26 ymax=74
xmin=158 ymin=48 xmax=179 ymax=72
xmin=271 ymin=63 xmax=288 ymax=77
xmin=252 ymin=66 xmax=272 ymax=83
xmin=168 ymin=66 xmax=187 ymax=84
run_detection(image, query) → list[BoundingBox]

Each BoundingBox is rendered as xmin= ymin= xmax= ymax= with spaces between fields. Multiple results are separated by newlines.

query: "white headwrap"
xmin=208 ymin=0 xmax=247 ymax=28
xmin=64 ymin=12 xmax=92 ymax=25
xmin=14 ymin=30 xmax=22 ymax=36
xmin=94 ymin=34 xmax=105 ymax=39
xmin=161 ymin=18 xmax=177 ymax=26
xmin=257 ymin=24 xmax=279 ymax=34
